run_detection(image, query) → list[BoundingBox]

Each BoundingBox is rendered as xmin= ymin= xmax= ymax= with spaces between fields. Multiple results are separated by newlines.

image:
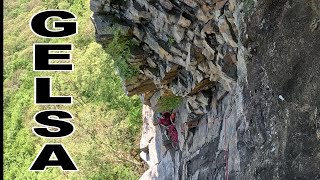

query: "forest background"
xmin=3 ymin=0 xmax=144 ymax=179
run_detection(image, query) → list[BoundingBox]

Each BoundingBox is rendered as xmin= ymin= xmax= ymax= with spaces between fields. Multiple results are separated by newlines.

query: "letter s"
xmin=33 ymin=110 xmax=75 ymax=138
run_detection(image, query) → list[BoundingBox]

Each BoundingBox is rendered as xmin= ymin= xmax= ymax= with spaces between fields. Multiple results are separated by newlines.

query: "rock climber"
xmin=157 ymin=112 xmax=175 ymax=125
xmin=156 ymin=111 xmax=179 ymax=148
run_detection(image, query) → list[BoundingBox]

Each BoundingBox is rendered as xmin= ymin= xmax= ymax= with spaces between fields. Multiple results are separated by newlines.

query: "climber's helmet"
xmin=157 ymin=112 xmax=163 ymax=119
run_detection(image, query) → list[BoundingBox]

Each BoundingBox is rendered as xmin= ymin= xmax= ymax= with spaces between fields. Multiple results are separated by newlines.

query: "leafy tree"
xmin=4 ymin=0 xmax=143 ymax=179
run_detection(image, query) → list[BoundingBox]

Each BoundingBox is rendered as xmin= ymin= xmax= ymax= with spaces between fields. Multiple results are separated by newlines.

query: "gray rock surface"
xmin=91 ymin=0 xmax=320 ymax=179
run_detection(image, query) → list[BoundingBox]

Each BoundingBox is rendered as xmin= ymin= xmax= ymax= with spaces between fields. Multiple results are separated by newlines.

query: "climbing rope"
xmin=224 ymin=117 xmax=229 ymax=180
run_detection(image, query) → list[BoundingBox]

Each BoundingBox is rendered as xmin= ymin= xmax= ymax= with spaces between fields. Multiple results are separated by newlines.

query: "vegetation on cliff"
xmin=106 ymin=30 xmax=140 ymax=79
xmin=157 ymin=96 xmax=183 ymax=112
xmin=4 ymin=0 xmax=143 ymax=179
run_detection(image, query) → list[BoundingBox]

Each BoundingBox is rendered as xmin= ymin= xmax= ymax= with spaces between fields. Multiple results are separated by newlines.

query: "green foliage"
xmin=4 ymin=0 xmax=143 ymax=179
xmin=106 ymin=30 xmax=140 ymax=79
xmin=168 ymin=36 xmax=175 ymax=46
xmin=157 ymin=96 xmax=183 ymax=112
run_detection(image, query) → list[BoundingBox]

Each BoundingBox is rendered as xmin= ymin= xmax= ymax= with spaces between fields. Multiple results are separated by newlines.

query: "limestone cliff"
xmin=90 ymin=0 xmax=320 ymax=179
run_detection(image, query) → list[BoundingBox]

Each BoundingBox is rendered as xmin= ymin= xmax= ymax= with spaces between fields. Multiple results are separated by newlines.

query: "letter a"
xmin=29 ymin=144 xmax=78 ymax=171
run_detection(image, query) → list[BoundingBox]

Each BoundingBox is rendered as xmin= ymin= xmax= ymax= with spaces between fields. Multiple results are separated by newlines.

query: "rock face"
xmin=91 ymin=0 xmax=320 ymax=179
xmin=90 ymin=0 xmax=238 ymax=109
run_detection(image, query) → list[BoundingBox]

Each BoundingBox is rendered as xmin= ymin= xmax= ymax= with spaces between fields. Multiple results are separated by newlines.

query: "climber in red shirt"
xmin=157 ymin=112 xmax=178 ymax=147
xmin=157 ymin=112 xmax=172 ymax=126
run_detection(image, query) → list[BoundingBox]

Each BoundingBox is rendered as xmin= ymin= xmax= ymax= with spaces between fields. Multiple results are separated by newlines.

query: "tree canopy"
xmin=4 ymin=0 xmax=143 ymax=179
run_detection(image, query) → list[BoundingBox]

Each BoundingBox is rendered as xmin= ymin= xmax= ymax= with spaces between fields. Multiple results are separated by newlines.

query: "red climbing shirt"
xmin=158 ymin=112 xmax=172 ymax=126
xmin=158 ymin=112 xmax=179 ymax=146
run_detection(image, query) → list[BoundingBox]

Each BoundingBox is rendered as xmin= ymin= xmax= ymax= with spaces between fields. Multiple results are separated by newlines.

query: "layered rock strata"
xmin=91 ymin=0 xmax=238 ymax=111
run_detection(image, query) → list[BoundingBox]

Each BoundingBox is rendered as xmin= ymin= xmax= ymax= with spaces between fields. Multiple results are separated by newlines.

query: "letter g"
xmin=30 ymin=10 xmax=77 ymax=38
